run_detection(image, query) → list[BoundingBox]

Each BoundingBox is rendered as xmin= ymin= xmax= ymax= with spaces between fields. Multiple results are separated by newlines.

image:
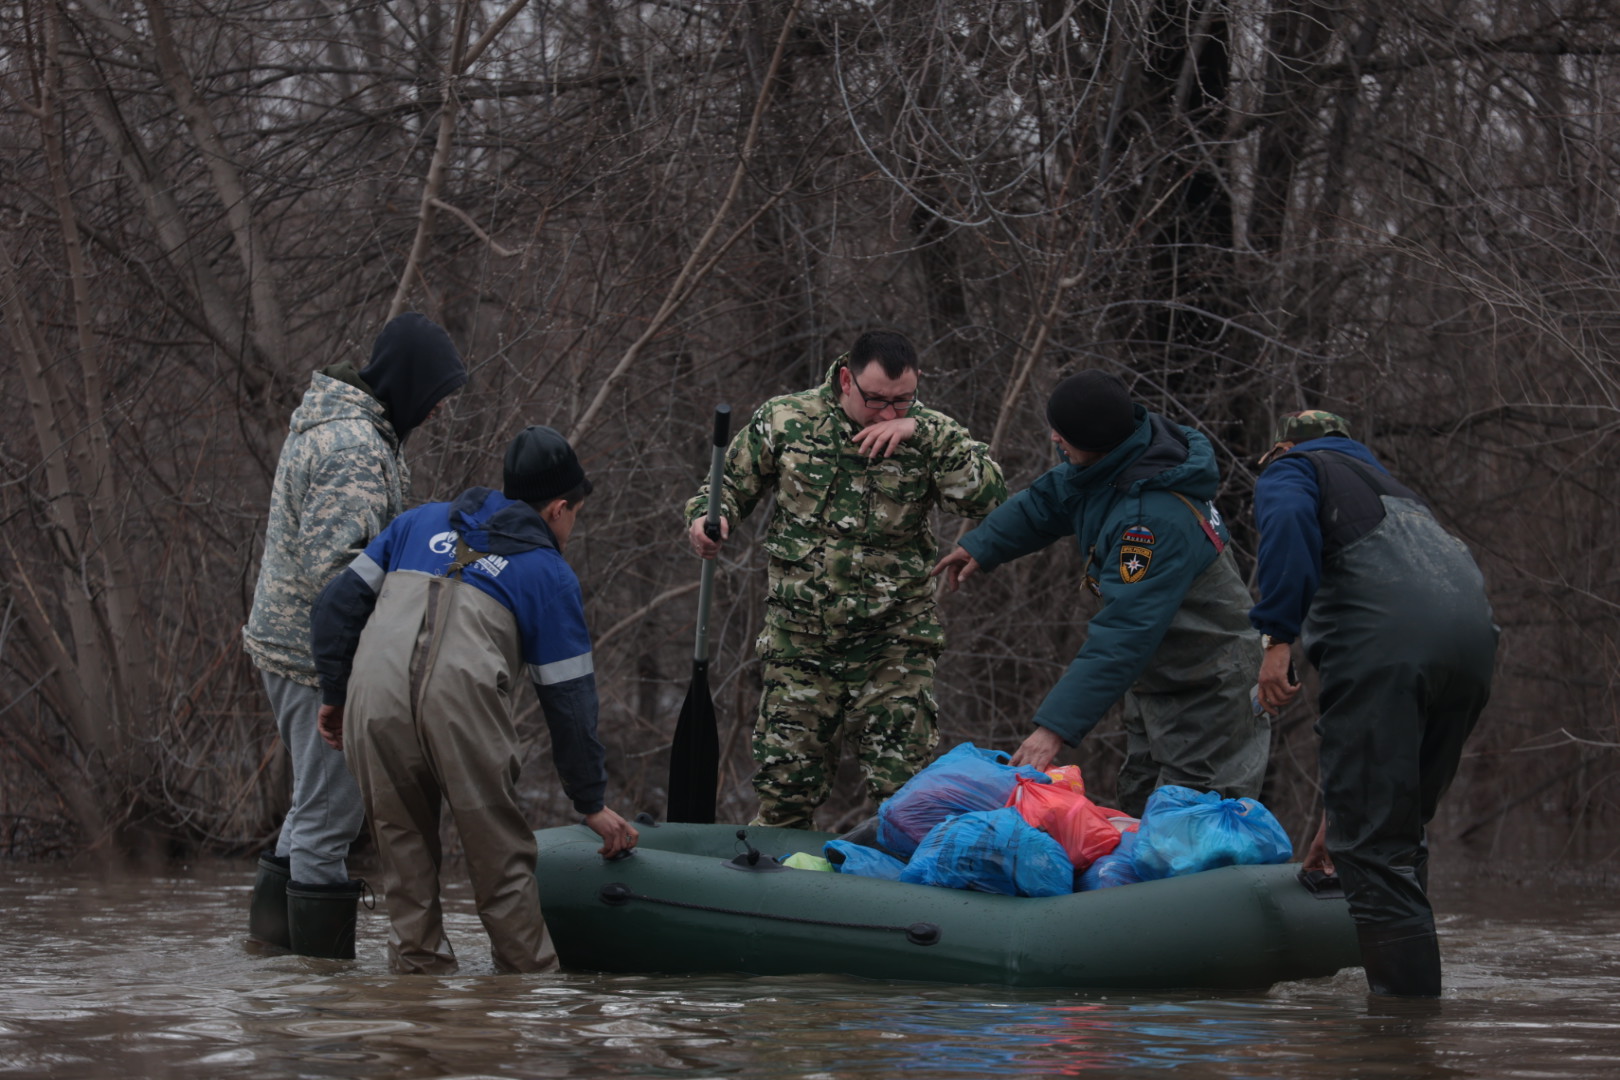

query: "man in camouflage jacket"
xmin=243 ymin=313 xmax=466 ymax=949
xmin=685 ymin=330 xmax=1006 ymax=828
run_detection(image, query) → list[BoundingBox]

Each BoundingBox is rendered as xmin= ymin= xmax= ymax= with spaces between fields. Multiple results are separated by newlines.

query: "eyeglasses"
xmin=847 ymin=366 xmax=920 ymax=412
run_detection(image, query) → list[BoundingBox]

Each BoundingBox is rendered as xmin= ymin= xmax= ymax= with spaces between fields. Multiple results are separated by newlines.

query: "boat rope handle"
xmin=597 ymin=882 xmax=942 ymax=946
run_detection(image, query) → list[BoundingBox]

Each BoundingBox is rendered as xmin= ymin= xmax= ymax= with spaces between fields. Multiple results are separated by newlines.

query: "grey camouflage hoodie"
xmin=243 ymin=372 xmax=411 ymax=684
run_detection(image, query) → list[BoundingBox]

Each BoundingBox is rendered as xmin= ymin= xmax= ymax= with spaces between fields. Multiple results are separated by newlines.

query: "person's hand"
xmin=585 ymin=807 xmax=640 ymax=858
xmin=687 ymin=515 xmax=729 ymax=559
xmin=1302 ymin=814 xmax=1334 ymax=874
xmin=1256 ymin=640 xmax=1301 ymax=713
xmin=930 ymin=547 xmax=981 ymax=592
xmin=1009 ymin=727 xmax=1065 ymax=771
xmin=318 ymin=704 xmax=344 ymax=751
xmin=851 ymin=417 xmax=917 ymax=459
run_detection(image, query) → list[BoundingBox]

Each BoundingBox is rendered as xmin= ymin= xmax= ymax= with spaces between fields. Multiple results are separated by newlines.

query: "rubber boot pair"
xmin=1357 ymin=922 xmax=1442 ymax=998
xmin=248 ymin=851 xmax=364 ymax=960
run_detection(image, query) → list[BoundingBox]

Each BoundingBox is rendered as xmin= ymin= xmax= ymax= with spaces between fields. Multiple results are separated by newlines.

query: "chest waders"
xmin=1115 ymin=497 xmax=1267 ymax=817
xmin=1290 ymin=450 xmax=1497 ymax=996
xmin=345 ymin=541 xmax=557 ymax=974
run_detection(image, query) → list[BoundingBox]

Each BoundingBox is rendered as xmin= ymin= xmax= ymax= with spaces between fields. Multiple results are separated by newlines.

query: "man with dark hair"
xmin=686 ymin=330 xmax=1006 ymax=828
xmin=243 ymin=312 xmax=467 ymax=956
xmin=1251 ymin=410 xmax=1497 ymax=997
xmin=311 ymin=425 xmax=638 ymax=973
xmin=932 ymin=370 xmax=1267 ymax=817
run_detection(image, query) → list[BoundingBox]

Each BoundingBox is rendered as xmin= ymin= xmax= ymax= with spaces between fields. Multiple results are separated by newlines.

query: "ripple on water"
xmin=3 ymin=856 xmax=1620 ymax=1079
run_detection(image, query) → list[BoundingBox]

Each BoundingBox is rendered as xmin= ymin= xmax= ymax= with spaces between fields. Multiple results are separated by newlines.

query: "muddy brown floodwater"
xmin=1 ymin=853 xmax=1618 ymax=1079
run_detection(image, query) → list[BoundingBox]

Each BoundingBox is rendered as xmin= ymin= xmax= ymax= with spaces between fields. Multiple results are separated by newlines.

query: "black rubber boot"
xmin=248 ymin=852 xmax=292 ymax=950
xmin=1357 ymin=922 xmax=1442 ymax=998
xmin=286 ymin=879 xmax=364 ymax=960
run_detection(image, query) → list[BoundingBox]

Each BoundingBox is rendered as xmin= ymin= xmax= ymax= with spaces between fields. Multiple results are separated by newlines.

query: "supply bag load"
xmin=803 ymin=745 xmax=1291 ymax=899
xmin=1130 ymin=785 xmax=1293 ymax=881
xmin=1005 ymin=774 xmax=1125 ymax=872
xmin=1078 ymin=829 xmax=1143 ymax=891
xmin=877 ymin=743 xmax=1050 ymax=856
xmin=898 ymin=807 xmax=1073 ymax=897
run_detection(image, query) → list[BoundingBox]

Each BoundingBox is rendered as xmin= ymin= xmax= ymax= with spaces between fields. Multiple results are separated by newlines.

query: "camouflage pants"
xmin=750 ymin=625 xmax=941 ymax=830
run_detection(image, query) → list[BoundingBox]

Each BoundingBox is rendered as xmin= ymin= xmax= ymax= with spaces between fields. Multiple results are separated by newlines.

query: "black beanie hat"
xmin=503 ymin=426 xmax=591 ymax=504
xmin=1046 ymin=370 xmax=1136 ymax=452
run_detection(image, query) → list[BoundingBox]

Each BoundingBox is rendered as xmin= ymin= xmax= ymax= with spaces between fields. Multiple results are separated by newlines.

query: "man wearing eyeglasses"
xmin=685 ymin=330 xmax=1006 ymax=829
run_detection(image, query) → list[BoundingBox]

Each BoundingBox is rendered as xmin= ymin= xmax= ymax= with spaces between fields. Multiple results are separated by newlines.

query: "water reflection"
xmin=0 ymin=859 xmax=1616 ymax=1078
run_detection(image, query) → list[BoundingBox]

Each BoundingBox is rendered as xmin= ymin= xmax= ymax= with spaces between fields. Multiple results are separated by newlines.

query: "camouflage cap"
xmin=1273 ymin=409 xmax=1351 ymax=445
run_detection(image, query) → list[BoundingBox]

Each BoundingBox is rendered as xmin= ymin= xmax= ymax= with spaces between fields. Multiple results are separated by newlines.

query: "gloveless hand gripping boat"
xmin=532 ymin=821 xmax=1361 ymax=990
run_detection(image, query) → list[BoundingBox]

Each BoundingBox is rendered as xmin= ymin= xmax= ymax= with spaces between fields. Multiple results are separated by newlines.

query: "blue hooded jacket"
xmin=1248 ymin=436 xmax=1391 ymax=643
xmin=959 ymin=408 xmax=1234 ymax=742
xmin=312 ymin=487 xmax=606 ymax=813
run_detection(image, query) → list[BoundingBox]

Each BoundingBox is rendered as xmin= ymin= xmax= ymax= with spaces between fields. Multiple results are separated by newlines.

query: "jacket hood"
xmin=1063 ymin=407 xmax=1219 ymax=500
xmin=360 ymin=313 xmax=468 ymax=443
xmin=448 ymin=488 xmax=558 ymax=557
xmin=288 ymin=371 xmax=392 ymax=440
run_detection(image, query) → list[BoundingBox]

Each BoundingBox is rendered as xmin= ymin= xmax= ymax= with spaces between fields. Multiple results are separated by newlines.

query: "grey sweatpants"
xmin=263 ymin=669 xmax=365 ymax=884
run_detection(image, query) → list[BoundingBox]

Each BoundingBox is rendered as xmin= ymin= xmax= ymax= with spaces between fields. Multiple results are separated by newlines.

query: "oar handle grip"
xmin=703 ymin=405 xmax=731 ymax=540
xmin=695 ymin=404 xmax=731 ymax=661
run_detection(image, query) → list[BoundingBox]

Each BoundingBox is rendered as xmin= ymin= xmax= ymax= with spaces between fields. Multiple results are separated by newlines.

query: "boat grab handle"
xmin=596 ymin=882 xmax=943 ymax=947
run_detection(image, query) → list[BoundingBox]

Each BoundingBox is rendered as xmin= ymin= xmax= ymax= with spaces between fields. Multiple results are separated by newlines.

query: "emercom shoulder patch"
xmin=1119 ymin=544 xmax=1153 ymax=584
xmin=1122 ymin=524 xmax=1155 ymax=546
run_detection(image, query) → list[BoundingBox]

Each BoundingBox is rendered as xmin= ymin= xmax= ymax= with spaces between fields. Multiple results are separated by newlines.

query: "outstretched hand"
xmin=930 ymin=546 xmax=981 ymax=593
xmin=851 ymin=417 xmax=917 ymax=459
xmin=585 ymin=807 xmax=640 ymax=858
xmin=1009 ymin=727 xmax=1064 ymax=772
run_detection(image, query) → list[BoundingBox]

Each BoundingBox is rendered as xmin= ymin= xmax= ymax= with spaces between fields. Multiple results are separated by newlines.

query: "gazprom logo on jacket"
xmin=429 ymin=531 xmax=459 ymax=554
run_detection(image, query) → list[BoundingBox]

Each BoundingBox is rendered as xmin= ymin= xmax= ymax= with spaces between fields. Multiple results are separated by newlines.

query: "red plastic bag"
xmin=1043 ymin=765 xmax=1086 ymax=793
xmin=1006 ymin=777 xmax=1123 ymax=871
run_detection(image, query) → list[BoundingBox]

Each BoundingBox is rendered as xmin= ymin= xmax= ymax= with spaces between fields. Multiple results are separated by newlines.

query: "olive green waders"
xmin=1116 ymin=548 xmax=1268 ymax=818
xmin=345 ymin=572 xmax=559 ymax=975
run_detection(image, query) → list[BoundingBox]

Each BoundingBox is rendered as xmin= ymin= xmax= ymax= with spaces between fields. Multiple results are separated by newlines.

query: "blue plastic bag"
xmin=899 ymin=807 xmax=1073 ymax=897
xmin=1078 ymin=829 xmax=1142 ymax=891
xmin=823 ymin=839 xmax=907 ymax=881
xmin=1130 ymin=785 xmax=1293 ymax=881
xmin=878 ymin=743 xmax=1050 ymax=857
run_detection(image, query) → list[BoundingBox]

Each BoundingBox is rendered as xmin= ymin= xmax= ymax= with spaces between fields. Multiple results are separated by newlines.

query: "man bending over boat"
xmin=931 ymin=370 xmax=1267 ymax=817
xmin=312 ymin=425 xmax=638 ymax=974
xmin=686 ymin=330 xmax=1006 ymax=829
xmin=1250 ymin=410 xmax=1497 ymax=997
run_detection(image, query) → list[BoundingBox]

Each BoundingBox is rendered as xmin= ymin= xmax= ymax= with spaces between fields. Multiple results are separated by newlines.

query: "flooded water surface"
xmin=2 ymin=856 xmax=1618 ymax=1079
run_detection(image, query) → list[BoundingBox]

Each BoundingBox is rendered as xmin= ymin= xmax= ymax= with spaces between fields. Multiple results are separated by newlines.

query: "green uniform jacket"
xmin=243 ymin=370 xmax=409 ymax=685
xmin=960 ymin=408 xmax=1244 ymax=742
xmin=686 ymin=360 xmax=1006 ymax=640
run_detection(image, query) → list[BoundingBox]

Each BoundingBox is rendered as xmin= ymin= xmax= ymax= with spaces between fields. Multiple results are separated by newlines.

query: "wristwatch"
xmin=1261 ymin=634 xmax=1290 ymax=650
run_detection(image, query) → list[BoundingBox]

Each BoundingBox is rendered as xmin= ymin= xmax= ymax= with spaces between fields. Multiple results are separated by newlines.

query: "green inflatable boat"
xmin=533 ymin=821 xmax=1361 ymax=990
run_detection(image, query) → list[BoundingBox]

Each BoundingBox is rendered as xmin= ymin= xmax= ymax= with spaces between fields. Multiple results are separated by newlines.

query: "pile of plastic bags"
xmin=819 ymin=742 xmax=1293 ymax=897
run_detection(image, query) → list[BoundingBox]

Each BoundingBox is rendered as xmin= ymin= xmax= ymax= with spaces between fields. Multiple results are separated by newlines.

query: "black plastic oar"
xmin=667 ymin=404 xmax=731 ymax=823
